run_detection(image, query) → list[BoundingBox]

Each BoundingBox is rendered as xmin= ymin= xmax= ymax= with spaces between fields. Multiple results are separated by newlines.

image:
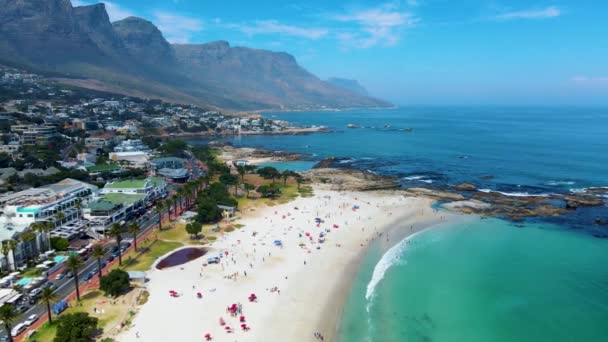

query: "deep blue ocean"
xmin=190 ymin=107 xmax=608 ymax=342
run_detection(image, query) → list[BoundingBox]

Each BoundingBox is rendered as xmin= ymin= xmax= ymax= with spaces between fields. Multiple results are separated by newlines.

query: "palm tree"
xmin=296 ymin=175 xmax=304 ymax=191
xmin=164 ymin=199 xmax=172 ymax=220
xmin=109 ymin=223 xmax=124 ymax=266
xmin=66 ymin=255 xmax=83 ymax=301
xmin=128 ymin=223 xmax=140 ymax=252
xmin=18 ymin=231 xmax=36 ymax=262
xmin=0 ymin=304 xmax=18 ymax=342
xmin=29 ymin=222 xmax=46 ymax=255
xmin=237 ymin=165 xmax=246 ymax=183
xmin=40 ymin=287 xmax=56 ymax=324
xmin=171 ymin=195 xmax=179 ymax=217
xmin=0 ymin=241 xmax=9 ymax=272
xmin=54 ymin=211 xmax=65 ymax=228
xmin=91 ymin=244 xmax=105 ymax=279
xmin=282 ymin=170 xmax=292 ymax=186
xmin=6 ymin=240 xmax=17 ymax=271
xmin=155 ymin=201 xmax=165 ymax=230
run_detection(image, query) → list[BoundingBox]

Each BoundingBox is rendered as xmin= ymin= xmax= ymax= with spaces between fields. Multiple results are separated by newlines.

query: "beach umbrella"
xmin=204 ymin=333 xmax=212 ymax=340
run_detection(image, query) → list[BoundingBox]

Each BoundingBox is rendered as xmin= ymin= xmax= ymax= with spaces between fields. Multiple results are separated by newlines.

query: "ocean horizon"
xmin=190 ymin=107 xmax=608 ymax=341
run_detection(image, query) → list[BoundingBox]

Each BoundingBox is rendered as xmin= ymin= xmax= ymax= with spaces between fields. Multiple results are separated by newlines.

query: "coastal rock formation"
xmin=452 ymin=183 xmax=477 ymax=191
xmin=563 ymin=195 xmax=604 ymax=209
xmin=306 ymin=168 xmax=399 ymax=191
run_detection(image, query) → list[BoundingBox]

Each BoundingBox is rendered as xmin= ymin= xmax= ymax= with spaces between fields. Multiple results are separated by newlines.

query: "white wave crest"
xmin=365 ymin=231 xmax=424 ymax=302
xmin=478 ymin=189 xmax=549 ymax=197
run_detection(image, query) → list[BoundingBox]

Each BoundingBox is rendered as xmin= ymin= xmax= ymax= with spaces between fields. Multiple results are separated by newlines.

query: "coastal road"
xmin=7 ymin=211 xmax=161 ymax=340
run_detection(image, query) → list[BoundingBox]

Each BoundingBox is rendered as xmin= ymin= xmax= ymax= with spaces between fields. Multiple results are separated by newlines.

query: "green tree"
xmin=1 ymin=241 xmax=10 ymax=272
xmin=258 ymin=166 xmax=281 ymax=185
xmin=54 ymin=211 xmax=65 ymax=228
xmin=108 ymin=224 xmax=124 ymax=266
xmin=41 ymin=287 xmax=56 ymax=324
xmin=155 ymin=201 xmax=165 ymax=230
xmin=91 ymin=244 xmax=105 ymax=279
xmin=196 ymin=199 xmax=221 ymax=223
xmin=0 ymin=304 xmax=18 ymax=342
xmin=18 ymin=231 xmax=36 ymax=261
xmin=219 ymin=173 xmax=239 ymax=195
xmin=281 ymin=170 xmax=295 ymax=186
xmin=127 ymin=223 xmax=140 ymax=252
xmin=295 ymin=174 xmax=304 ymax=191
xmin=50 ymin=237 xmax=69 ymax=251
xmin=236 ymin=165 xmax=246 ymax=183
xmin=99 ymin=269 xmax=130 ymax=297
xmin=53 ymin=312 xmax=98 ymax=342
xmin=244 ymin=183 xmax=255 ymax=198
xmin=258 ymin=184 xmax=281 ymax=199
xmin=66 ymin=255 xmax=84 ymax=301
xmin=159 ymin=140 xmax=187 ymax=157
xmin=185 ymin=222 xmax=202 ymax=239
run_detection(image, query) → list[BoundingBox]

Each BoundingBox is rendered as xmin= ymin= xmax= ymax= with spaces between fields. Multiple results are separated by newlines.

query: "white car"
xmin=11 ymin=323 xmax=26 ymax=337
xmin=54 ymin=272 xmax=65 ymax=280
xmin=24 ymin=314 xmax=39 ymax=326
xmin=29 ymin=288 xmax=42 ymax=297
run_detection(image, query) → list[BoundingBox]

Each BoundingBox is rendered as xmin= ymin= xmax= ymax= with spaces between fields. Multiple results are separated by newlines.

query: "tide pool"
xmin=338 ymin=218 xmax=608 ymax=342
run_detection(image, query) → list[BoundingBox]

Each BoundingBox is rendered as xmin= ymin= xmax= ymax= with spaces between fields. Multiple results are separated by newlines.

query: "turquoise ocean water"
xmin=190 ymin=107 xmax=608 ymax=341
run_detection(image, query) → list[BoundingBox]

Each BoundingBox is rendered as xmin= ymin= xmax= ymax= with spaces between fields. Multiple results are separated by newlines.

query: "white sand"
xmin=120 ymin=189 xmax=451 ymax=342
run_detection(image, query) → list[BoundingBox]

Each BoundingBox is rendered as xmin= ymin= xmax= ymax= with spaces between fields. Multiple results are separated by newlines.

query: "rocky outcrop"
xmin=306 ymin=168 xmax=399 ymax=191
xmin=453 ymin=183 xmax=477 ymax=191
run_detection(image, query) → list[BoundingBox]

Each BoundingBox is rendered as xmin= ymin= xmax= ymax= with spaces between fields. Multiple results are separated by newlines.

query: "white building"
xmin=0 ymin=179 xmax=98 ymax=269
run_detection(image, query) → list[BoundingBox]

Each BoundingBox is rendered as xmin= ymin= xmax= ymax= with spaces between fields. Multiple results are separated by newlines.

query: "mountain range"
xmin=0 ymin=0 xmax=390 ymax=111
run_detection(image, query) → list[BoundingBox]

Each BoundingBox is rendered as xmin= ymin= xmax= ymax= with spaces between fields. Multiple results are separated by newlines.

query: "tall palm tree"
xmin=6 ymin=240 xmax=17 ymax=271
xmin=66 ymin=255 xmax=83 ymax=301
xmin=164 ymin=199 xmax=172 ymax=220
xmin=40 ymin=287 xmax=56 ymax=324
xmin=171 ymin=195 xmax=179 ymax=216
xmin=128 ymin=222 xmax=140 ymax=252
xmin=237 ymin=165 xmax=246 ymax=183
xmin=155 ymin=201 xmax=165 ymax=230
xmin=18 ymin=231 xmax=36 ymax=262
xmin=54 ymin=211 xmax=65 ymax=228
xmin=1 ymin=241 xmax=10 ymax=272
xmin=109 ymin=223 xmax=124 ymax=266
xmin=91 ymin=244 xmax=105 ymax=279
xmin=0 ymin=304 xmax=18 ymax=342
xmin=29 ymin=222 xmax=46 ymax=256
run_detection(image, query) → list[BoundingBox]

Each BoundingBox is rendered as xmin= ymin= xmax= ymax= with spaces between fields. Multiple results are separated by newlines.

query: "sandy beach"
xmin=119 ymin=189 xmax=456 ymax=342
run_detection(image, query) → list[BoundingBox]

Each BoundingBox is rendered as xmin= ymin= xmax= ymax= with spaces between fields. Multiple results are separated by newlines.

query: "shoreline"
xmin=119 ymin=188 xmax=457 ymax=342
xmin=319 ymin=202 xmax=466 ymax=342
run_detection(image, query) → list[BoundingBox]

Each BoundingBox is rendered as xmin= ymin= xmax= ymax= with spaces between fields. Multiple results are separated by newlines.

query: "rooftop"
xmin=86 ymin=163 xmax=121 ymax=173
xmin=106 ymin=179 xmax=147 ymax=189
xmin=101 ymin=193 xmax=146 ymax=205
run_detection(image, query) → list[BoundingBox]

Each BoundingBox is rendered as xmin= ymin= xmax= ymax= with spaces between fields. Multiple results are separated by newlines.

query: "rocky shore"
xmin=219 ymin=148 xmax=607 ymax=224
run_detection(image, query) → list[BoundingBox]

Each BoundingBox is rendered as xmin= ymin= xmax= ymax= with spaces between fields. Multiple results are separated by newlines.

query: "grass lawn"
xmin=237 ymin=174 xmax=313 ymax=209
xmin=29 ymin=290 xmax=136 ymax=342
xmin=120 ymin=240 xmax=182 ymax=272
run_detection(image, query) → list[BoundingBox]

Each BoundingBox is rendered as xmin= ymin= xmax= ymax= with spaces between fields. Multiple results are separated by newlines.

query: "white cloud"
xmin=571 ymin=76 xmax=608 ymax=84
xmin=153 ymin=12 xmax=204 ymax=43
xmin=333 ymin=3 xmax=418 ymax=48
xmin=104 ymin=2 xmax=134 ymax=21
xmin=235 ymin=20 xmax=328 ymax=40
xmin=70 ymin=1 xmax=134 ymax=22
xmin=494 ymin=6 xmax=561 ymax=20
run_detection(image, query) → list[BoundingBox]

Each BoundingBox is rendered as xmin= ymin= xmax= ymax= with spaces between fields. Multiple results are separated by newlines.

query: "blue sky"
xmin=71 ymin=0 xmax=608 ymax=106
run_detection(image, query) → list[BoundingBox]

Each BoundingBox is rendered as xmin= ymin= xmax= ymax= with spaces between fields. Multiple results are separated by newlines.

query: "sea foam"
xmin=365 ymin=231 xmax=425 ymax=303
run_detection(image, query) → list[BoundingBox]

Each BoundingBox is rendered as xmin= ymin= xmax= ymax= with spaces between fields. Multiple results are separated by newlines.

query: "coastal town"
xmin=0 ymin=65 xmax=331 ymax=341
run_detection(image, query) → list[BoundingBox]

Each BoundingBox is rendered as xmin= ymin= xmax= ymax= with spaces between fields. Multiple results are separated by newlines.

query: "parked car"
xmin=16 ymin=305 xmax=28 ymax=314
xmin=10 ymin=323 xmax=26 ymax=337
xmin=83 ymin=272 xmax=94 ymax=281
xmin=66 ymin=271 xmax=74 ymax=278
xmin=24 ymin=314 xmax=38 ymax=326
xmin=54 ymin=272 xmax=65 ymax=280
xmin=106 ymin=255 xmax=115 ymax=262
xmin=29 ymin=288 xmax=42 ymax=297
xmin=207 ymin=256 xmax=220 ymax=264
xmin=43 ymin=282 xmax=55 ymax=290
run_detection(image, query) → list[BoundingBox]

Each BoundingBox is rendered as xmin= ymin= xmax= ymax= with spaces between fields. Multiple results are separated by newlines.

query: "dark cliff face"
xmin=0 ymin=1 xmax=391 ymax=110
xmin=0 ymin=0 xmax=102 ymax=64
xmin=112 ymin=17 xmax=175 ymax=65
xmin=73 ymin=4 xmax=125 ymax=59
